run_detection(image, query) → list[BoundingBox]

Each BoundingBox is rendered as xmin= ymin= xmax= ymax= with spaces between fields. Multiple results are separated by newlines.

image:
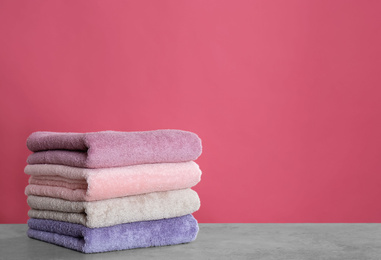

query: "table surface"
xmin=0 ymin=224 xmax=380 ymax=260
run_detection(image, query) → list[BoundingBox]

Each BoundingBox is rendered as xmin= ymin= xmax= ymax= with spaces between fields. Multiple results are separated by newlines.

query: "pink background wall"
xmin=1 ymin=0 xmax=381 ymax=223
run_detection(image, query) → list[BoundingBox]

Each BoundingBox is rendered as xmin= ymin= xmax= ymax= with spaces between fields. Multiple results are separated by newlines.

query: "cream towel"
xmin=28 ymin=189 xmax=200 ymax=228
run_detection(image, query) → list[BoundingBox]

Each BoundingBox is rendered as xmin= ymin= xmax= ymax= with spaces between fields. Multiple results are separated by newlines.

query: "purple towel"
xmin=27 ymin=215 xmax=199 ymax=253
xmin=26 ymin=130 xmax=202 ymax=168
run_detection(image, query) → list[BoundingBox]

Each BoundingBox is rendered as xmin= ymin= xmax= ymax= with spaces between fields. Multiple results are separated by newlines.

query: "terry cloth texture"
xmin=28 ymin=189 xmax=200 ymax=228
xmin=26 ymin=130 xmax=202 ymax=168
xmin=25 ymin=161 xmax=201 ymax=201
xmin=27 ymin=215 xmax=199 ymax=253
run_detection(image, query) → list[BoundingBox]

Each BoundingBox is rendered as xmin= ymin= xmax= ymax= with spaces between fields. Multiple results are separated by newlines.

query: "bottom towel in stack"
xmin=28 ymin=215 xmax=198 ymax=253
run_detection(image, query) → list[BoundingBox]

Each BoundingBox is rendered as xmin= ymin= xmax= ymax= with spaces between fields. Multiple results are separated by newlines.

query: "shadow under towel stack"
xmin=24 ymin=130 xmax=202 ymax=253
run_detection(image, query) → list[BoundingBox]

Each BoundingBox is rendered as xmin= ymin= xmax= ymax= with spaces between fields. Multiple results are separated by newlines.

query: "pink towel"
xmin=27 ymin=130 xmax=202 ymax=168
xmin=25 ymin=162 xmax=201 ymax=201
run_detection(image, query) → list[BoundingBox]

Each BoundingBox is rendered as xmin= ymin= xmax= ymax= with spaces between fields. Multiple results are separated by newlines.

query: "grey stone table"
xmin=0 ymin=224 xmax=380 ymax=260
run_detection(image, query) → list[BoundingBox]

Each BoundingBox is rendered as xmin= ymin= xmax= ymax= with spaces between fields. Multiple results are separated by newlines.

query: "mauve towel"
xmin=26 ymin=130 xmax=202 ymax=168
xmin=27 ymin=189 xmax=200 ymax=228
xmin=27 ymin=215 xmax=199 ymax=253
xmin=25 ymin=162 xmax=201 ymax=201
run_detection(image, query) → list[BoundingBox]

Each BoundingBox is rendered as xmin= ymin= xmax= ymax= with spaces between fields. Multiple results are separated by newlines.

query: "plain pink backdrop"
xmin=1 ymin=0 xmax=381 ymax=223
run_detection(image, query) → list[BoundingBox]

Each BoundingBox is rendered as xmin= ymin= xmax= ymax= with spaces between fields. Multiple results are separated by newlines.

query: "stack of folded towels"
xmin=24 ymin=130 xmax=202 ymax=253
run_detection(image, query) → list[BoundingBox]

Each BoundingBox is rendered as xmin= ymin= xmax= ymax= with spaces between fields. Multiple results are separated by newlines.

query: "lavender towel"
xmin=26 ymin=130 xmax=202 ymax=168
xmin=27 ymin=215 xmax=199 ymax=253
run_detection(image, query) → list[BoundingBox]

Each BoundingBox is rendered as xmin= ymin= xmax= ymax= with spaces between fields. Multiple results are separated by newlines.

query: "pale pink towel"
xmin=25 ymin=162 xmax=201 ymax=201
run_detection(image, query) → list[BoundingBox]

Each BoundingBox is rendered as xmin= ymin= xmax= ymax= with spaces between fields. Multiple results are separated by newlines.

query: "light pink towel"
xmin=25 ymin=162 xmax=201 ymax=201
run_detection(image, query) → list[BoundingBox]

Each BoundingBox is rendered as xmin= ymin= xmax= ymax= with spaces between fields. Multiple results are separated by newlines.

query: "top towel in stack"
xmin=26 ymin=130 xmax=202 ymax=168
xmin=25 ymin=130 xmax=202 ymax=202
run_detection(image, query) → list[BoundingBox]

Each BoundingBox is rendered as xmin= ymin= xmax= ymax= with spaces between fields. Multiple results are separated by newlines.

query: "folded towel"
xmin=27 ymin=214 xmax=198 ymax=253
xmin=25 ymin=161 xmax=201 ymax=201
xmin=28 ymin=189 xmax=200 ymax=228
xmin=27 ymin=130 xmax=202 ymax=168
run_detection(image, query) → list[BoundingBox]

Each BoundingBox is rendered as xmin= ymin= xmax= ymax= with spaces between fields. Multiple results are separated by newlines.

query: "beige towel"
xmin=28 ymin=189 xmax=200 ymax=228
